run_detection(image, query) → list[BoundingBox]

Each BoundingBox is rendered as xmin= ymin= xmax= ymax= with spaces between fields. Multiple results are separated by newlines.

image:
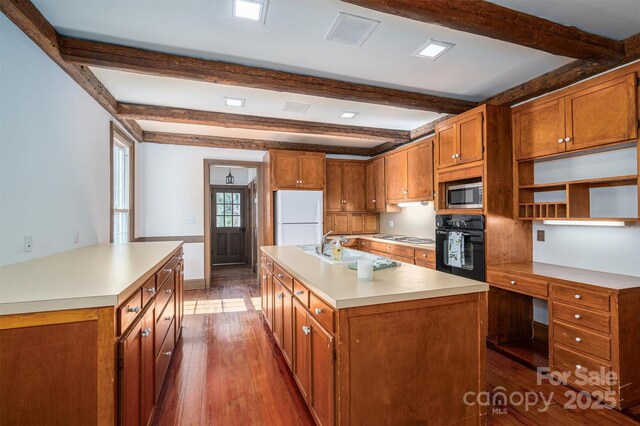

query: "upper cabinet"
xmin=435 ymin=112 xmax=484 ymax=169
xmin=513 ymin=73 xmax=638 ymax=160
xmin=365 ymin=157 xmax=386 ymax=212
xmin=271 ymin=150 xmax=325 ymax=190
xmin=385 ymin=138 xmax=434 ymax=204
xmin=325 ymin=160 xmax=366 ymax=212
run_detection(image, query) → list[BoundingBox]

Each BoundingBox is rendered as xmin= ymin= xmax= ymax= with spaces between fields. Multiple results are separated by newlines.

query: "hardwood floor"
xmin=154 ymin=265 xmax=639 ymax=425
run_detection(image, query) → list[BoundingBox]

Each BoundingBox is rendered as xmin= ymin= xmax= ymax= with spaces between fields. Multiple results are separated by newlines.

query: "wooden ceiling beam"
xmin=119 ymin=103 xmax=409 ymax=143
xmin=0 ymin=0 xmax=143 ymax=141
xmin=143 ymin=131 xmax=375 ymax=156
xmin=343 ymin=0 xmax=625 ymax=64
xmin=59 ymin=36 xmax=477 ymax=114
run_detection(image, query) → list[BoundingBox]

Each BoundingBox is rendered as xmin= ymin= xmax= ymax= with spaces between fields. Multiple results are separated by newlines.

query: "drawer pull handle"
xmin=127 ymin=306 xmax=141 ymax=313
xmin=163 ymin=351 xmax=172 ymax=357
xmin=510 ymin=280 xmax=516 ymax=285
xmin=145 ymin=287 xmax=156 ymax=293
xmin=575 ymin=337 xmax=582 ymax=343
xmin=276 ymin=273 xmax=284 ymax=278
xmin=141 ymin=328 xmax=152 ymax=338
xmin=165 ymin=316 xmax=172 ymax=321
xmin=295 ymin=290 xmax=304 ymax=296
xmin=576 ymin=364 xmax=582 ymax=370
xmin=276 ymin=293 xmax=283 ymax=300
xmin=575 ymin=294 xmax=582 ymax=299
xmin=574 ymin=314 xmax=582 ymax=319
xmin=302 ymin=325 xmax=311 ymax=335
xmin=164 ymin=268 xmax=172 ymax=274
xmin=314 ymin=308 xmax=323 ymax=315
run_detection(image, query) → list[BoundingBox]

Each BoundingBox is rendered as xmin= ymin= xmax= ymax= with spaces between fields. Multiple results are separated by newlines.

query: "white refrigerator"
xmin=275 ymin=190 xmax=323 ymax=245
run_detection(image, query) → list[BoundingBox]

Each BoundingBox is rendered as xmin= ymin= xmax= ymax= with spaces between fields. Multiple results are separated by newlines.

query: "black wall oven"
xmin=435 ymin=214 xmax=485 ymax=282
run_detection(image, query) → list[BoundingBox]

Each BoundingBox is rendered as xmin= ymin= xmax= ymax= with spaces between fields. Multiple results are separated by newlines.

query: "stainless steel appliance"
xmin=446 ymin=181 xmax=483 ymax=209
xmin=372 ymin=235 xmax=435 ymax=245
xmin=435 ymin=215 xmax=485 ymax=282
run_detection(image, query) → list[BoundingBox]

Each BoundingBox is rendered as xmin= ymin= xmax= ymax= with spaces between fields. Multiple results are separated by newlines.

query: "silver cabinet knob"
xmin=141 ymin=328 xmax=152 ymax=338
xmin=403 ymin=190 xmax=408 ymax=194
xmin=387 ymin=246 xmax=391 ymax=250
xmin=295 ymin=290 xmax=304 ymax=296
xmin=165 ymin=289 xmax=173 ymax=294
xmin=314 ymin=307 xmax=323 ymax=315
xmin=575 ymin=314 xmax=581 ymax=319
xmin=576 ymin=364 xmax=582 ymax=370
xmin=302 ymin=325 xmax=311 ymax=335
xmin=575 ymin=337 xmax=582 ymax=342
xmin=451 ymin=154 xmax=455 ymax=158
xmin=510 ymin=280 xmax=516 ymax=285
xmin=127 ymin=306 xmax=141 ymax=313
xmin=372 ymin=199 xmax=376 ymax=203
xmin=145 ymin=287 xmax=156 ymax=293
xmin=276 ymin=293 xmax=283 ymax=300
xmin=163 ymin=351 xmax=172 ymax=356
xmin=558 ymin=138 xmax=564 ymax=143
xmin=565 ymin=137 xmax=571 ymax=142
xmin=455 ymin=153 xmax=460 ymax=158
xmin=422 ymin=253 xmax=427 ymax=257
xmin=276 ymin=273 xmax=284 ymax=278
xmin=164 ymin=268 xmax=172 ymax=273
xmin=262 ymin=275 xmax=267 ymax=279
xmin=574 ymin=294 xmax=582 ymax=299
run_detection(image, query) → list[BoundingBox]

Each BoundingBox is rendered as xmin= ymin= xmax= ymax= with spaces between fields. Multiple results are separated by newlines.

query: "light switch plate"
xmin=187 ymin=216 xmax=196 ymax=225
xmin=537 ymin=230 xmax=545 ymax=241
xmin=24 ymin=235 xmax=33 ymax=252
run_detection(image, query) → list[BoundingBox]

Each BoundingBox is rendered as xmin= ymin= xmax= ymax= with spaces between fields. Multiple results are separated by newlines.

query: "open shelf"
xmin=519 ymin=174 xmax=637 ymax=190
xmin=518 ymin=203 xmax=567 ymax=220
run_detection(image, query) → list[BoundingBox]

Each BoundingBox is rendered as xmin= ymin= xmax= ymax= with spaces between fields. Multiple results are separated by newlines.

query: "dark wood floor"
xmin=153 ymin=265 xmax=640 ymax=425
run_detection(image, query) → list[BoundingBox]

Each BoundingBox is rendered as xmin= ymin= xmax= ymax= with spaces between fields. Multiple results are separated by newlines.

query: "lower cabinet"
xmin=261 ymin=266 xmax=274 ymax=330
xmin=273 ymin=277 xmax=294 ymax=367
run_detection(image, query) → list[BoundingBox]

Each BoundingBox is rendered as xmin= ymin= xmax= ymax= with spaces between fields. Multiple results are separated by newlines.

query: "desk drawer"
xmin=309 ymin=293 xmax=335 ymax=333
xmin=553 ymin=345 xmax=612 ymax=389
xmin=118 ymin=289 xmax=143 ymax=335
xmin=553 ymin=302 xmax=611 ymax=335
xmin=293 ymin=279 xmax=309 ymax=307
xmin=486 ymin=270 xmax=548 ymax=298
xmin=273 ymin=264 xmax=293 ymax=292
xmin=553 ymin=321 xmax=611 ymax=361
xmin=370 ymin=242 xmax=415 ymax=258
xmin=552 ymin=285 xmax=610 ymax=312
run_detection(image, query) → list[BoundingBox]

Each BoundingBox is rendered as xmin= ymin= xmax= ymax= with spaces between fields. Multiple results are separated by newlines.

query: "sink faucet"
xmin=318 ymin=231 xmax=333 ymax=255
xmin=318 ymin=232 xmax=349 ymax=256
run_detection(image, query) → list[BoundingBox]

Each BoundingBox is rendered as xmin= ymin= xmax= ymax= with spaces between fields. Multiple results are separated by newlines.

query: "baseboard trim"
xmin=185 ymin=279 xmax=205 ymax=290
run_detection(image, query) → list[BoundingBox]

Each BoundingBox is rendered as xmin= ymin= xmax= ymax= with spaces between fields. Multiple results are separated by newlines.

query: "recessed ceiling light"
xmin=339 ymin=111 xmax=359 ymax=119
xmin=282 ymin=102 xmax=310 ymax=114
xmin=232 ymin=0 xmax=268 ymax=24
xmin=224 ymin=97 xmax=246 ymax=107
xmin=413 ymin=39 xmax=455 ymax=60
xmin=325 ymin=12 xmax=380 ymax=46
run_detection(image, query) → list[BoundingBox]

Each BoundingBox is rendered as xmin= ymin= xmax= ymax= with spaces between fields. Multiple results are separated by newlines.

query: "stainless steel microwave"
xmin=447 ymin=182 xmax=483 ymax=209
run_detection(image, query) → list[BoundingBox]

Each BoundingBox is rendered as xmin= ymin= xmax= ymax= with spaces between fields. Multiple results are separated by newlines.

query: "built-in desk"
xmin=487 ymin=262 xmax=640 ymax=409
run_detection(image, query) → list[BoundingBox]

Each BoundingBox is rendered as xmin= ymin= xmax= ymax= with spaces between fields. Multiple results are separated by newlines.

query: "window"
xmin=110 ymin=124 xmax=135 ymax=243
xmin=215 ymin=192 xmax=242 ymax=228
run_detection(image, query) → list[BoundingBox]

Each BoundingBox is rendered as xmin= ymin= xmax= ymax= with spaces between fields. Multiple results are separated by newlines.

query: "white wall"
xmin=0 ymin=15 xmax=138 ymax=266
xmin=137 ymin=143 xmax=265 ymax=279
xmin=210 ymin=166 xmax=255 ymax=186
xmin=379 ymin=203 xmax=436 ymax=239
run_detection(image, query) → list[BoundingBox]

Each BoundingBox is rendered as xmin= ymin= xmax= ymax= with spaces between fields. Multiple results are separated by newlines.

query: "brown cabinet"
xmin=324 ymin=212 xmax=378 ymax=235
xmin=270 ymin=150 xmax=325 ymax=190
xmin=513 ymin=73 xmax=637 ymax=160
xmin=273 ymin=277 xmax=293 ymax=368
xmin=293 ymin=298 xmax=311 ymax=401
xmin=309 ymin=315 xmax=335 ymax=426
xmin=326 ymin=160 xmax=366 ymax=212
xmin=436 ymin=112 xmax=483 ymax=169
xmin=385 ymin=139 xmax=434 ymax=203
xmin=174 ymin=260 xmax=184 ymax=341
xmin=261 ymin=267 xmax=274 ymax=330
xmin=365 ymin=158 xmax=386 ymax=212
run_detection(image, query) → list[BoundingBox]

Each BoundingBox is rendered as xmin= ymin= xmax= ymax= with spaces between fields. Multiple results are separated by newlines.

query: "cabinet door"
xmin=566 ymin=74 xmax=638 ymax=152
xmin=436 ymin=123 xmax=457 ymax=169
xmin=282 ymin=289 xmax=294 ymax=368
xmin=273 ymin=278 xmax=285 ymax=349
xmin=373 ymin=158 xmax=386 ymax=212
xmin=293 ymin=299 xmax=311 ymax=401
xmin=513 ymin=98 xmax=566 ymax=160
xmin=120 ymin=320 xmax=142 ymax=426
xmin=332 ymin=213 xmax=350 ymax=234
xmin=363 ymin=214 xmax=378 ymax=234
xmin=299 ymin=155 xmax=325 ymax=189
xmin=458 ymin=112 xmax=484 ymax=164
xmin=349 ymin=213 xmax=364 ymax=234
xmin=407 ymin=141 xmax=434 ymax=200
xmin=323 ymin=212 xmax=332 ymax=234
xmin=385 ymin=151 xmax=408 ymax=202
xmin=141 ymin=306 xmax=155 ymax=426
xmin=325 ymin=161 xmax=343 ymax=211
xmin=310 ymin=316 xmax=335 ymax=426
xmin=261 ymin=271 xmax=274 ymax=330
xmin=271 ymin=151 xmax=300 ymax=189
xmin=175 ymin=261 xmax=183 ymax=341
xmin=343 ymin=162 xmax=366 ymax=212
xmin=365 ymin=162 xmax=375 ymax=212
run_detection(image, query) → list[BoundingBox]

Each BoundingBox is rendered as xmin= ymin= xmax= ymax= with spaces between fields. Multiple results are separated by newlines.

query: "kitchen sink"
xmin=299 ymin=246 xmax=380 ymax=265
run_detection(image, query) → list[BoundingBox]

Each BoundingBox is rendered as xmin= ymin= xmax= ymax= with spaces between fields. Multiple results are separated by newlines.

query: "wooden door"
xmin=309 ymin=316 xmax=335 ymax=426
xmin=365 ymin=162 xmax=375 ymax=212
xmin=364 ymin=214 xmax=378 ymax=233
xmin=457 ymin=112 xmax=484 ymax=164
xmin=373 ymin=158 xmax=386 ymax=212
xmin=212 ymin=187 xmax=247 ymax=264
xmin=332 ymin=213 xmax=350 ymax=234
xmin=343 ymin=162 xmax=366 ymax=212
xmin=513 ymin=98 xmax=566 ymax=160
xmin=293 ymin=299 xmax=311 ymax=401
xmin=282 ymin=288 xmax=294 ymax=368
xmin=407 ymin=141 xmax=434 ymax=200
xmin=325 ymin=161 xmax=343 ymax=211
xmin=349 ymin=213 xmax=364 ymax=234
xmin=566 ymin=74 xmax=638 ymax=151
xmin=271 ymin=151 xmax=300 ymax=189
xmin=436 ymin=123 xmax=457 ymax=169
xmin=141 ymin=305 xmax=155 ymax=425
xmin=385 ymin=151 xmax=408 ymax=202
xmin=120 ymin=319 xmax=142 ymax=426
xmin=299 ymin=155 xmax=325 ymax=189
xmin=273 ymin=278 xmax=285 ymax=349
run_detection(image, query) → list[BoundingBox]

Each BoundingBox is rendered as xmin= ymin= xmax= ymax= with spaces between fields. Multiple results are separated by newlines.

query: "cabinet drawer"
xmin=415 ymin=258 xmax=435 ymax=269
xmin=293 ymin=279 xmax=309 ymax=307
xmin=155 ymin=293 xmax=175 ymax=356
xmin=309 ymin=293 xmax=335 ymax=333
xmin=357 ymin=239 xmax=371 ymax=251
xmin=552 ymin=285 xmax=610 ymax=312
xmin=155 ymin=275 xmax=175 ymax=323
xmin=273 ymin=264 xmax=293 ymax=292
xmin=553 ymin=302 xmax=611 ymax=335
xmin=553 ymin=345 xmax=612 ymax=387
xmin=415 ymin=249 xmax=435 ymax=263
xmin=486 ymin=270 xmax=548 ymax=298
xmin=156 ymin=257 xmax=179 ymax=289
xmin=141 ymin=276 xmax=157 ymax=307
xmin=370 ymin=250 xmax=390 ymax=258
xmin=390 ymin=254 xmax=415 ymax=264
xmin=553 ymin=321 xmax=611 ymax=361
xmin=370 ymin=242 xmax=415 ymax=257
xmin=155 ymin=318 xmax=176 ymax=400
xmin=118 ymin=289 xmax=143 ymax=335
xmin=263 ymin=256 xmax=274 ymax=273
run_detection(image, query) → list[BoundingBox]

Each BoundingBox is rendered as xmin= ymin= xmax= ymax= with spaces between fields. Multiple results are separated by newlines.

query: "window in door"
xmin=216 ymin=192 xmax=242 ymax=228
xmin=110 ymin=124 xmax=135 ymax=243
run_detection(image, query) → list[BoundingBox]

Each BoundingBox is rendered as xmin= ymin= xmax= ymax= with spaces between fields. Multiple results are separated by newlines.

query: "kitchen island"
xmin=260 ymin=245 xmax=488 ymax=426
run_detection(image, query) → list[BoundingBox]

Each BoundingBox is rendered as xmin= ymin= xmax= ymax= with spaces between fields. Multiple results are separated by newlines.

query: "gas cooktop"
xmin=372 ymin=235 xmax=435 ymax=245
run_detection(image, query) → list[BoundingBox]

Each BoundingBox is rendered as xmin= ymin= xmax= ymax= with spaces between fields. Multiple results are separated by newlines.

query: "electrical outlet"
xmin=388 ymin=220 xmax=394 ymax=228
xmin=24 ymin=235 xmax=33 ymax=252
xmin=187 ymin=216 xmax=196 ymax=225
xmin=537 ymin=230 xmax=545 ymax=241
xmin=73 ymin=229 xmax=80 ymax=243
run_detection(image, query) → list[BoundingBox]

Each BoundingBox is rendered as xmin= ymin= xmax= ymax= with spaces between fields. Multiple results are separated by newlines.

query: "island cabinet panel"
xmin=293 ymin=298 xmax=312 ymax=401
xmin=175 ymin=260 xmax=184 ymax=341
xmin=270 ymin=150 xmax=326 ymax=190
xmin=273 ymin=276 xmax=294 ymax=367
xmin=309 ymin=315 xmax=335 ymax=426
xmin=261 ymin=267 xmax=274 ymax=330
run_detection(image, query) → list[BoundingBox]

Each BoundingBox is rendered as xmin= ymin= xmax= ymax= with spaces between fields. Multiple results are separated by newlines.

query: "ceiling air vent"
xmin=281 ymin=102 xmax=311 ymax=114
xmin=325 ymin=12 xmax=380 ymax=46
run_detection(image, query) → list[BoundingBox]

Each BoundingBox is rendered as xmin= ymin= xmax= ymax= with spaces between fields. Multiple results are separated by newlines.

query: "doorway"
xmin=211 ymin=186 xmax=247 ymax=265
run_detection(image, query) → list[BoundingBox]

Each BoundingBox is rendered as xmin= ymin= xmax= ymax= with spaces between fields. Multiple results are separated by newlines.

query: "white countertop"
xmin=0 ymin=242 xmax=182 ymax=315
xmin=262 ymin=246 xmax=486 ymax=309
